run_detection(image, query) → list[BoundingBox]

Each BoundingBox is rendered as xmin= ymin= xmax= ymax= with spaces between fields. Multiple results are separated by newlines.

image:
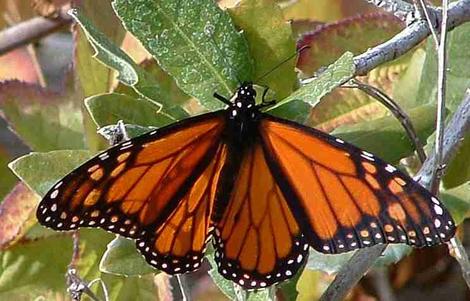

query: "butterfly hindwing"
xmin=136 ymin=143 xmax=228 ymax=273
xmin=259 ymin=114 xmax=456 ymax=254
xmin=213 ymin=142 xmax=309 ymax=289
xmin=37 ymin=112 xmax=226 ymax=242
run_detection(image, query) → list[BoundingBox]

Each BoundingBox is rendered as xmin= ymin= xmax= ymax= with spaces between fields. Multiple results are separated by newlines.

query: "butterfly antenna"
xmin=255 ymin=45 xmax=310 ymax=82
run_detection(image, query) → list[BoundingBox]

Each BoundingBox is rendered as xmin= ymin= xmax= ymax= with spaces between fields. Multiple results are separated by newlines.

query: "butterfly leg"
xmin=258 ymin=86 xmax=276 ymax=108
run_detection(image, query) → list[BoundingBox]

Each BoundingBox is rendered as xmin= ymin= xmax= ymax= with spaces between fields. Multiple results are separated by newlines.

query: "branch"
xmin=343 ymin=79 xmax=427 ymax=164
xmin=364 ymin=0 xmax=414 ymax=22
xmin=0 ymin=13 xmax=72 ymax=56
xmin=319 ymin=91 xmax=470 ymax=301
xmin=354 ymin=0 xmax=470 ymax=76
xmin=431 ymin=0 xmax=450 ymax=193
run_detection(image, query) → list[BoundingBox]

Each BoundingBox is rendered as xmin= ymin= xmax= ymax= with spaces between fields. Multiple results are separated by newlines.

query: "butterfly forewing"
xmin=259 ymin=114 xmax=456 ymax=254
xmin=37 ymin=112 xmax=226 ymax=240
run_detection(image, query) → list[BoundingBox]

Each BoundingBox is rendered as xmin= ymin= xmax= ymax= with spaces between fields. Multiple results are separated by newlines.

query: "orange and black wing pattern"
xmin=259 ymin=114 xmax=456 ymax=254
xmin=213 ymin=142 xmax=309 ymax=288
xmin=37 ymin=111 xmax=226 ymax=272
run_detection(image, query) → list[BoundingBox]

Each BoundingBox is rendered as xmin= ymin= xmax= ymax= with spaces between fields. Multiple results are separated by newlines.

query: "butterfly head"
xmin=228 ymin=82 xmax=258 ymax=119
xmin=236 ymin=82 xmax=256 ymax=100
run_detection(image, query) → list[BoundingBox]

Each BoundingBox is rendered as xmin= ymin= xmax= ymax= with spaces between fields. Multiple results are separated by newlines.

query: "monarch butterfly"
xmin=37 ymin=82 xmax=455 ymax=289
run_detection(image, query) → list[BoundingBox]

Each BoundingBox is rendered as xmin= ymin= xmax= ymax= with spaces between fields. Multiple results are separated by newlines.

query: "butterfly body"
xmin=37 ymin=83 xmax=456 ymax=289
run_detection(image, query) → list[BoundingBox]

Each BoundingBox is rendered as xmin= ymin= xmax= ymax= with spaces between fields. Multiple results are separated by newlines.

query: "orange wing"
xmin=37 ymin=112 xmax=226 ymax=272
xmin=213 ymin=142 xmax=309 ymax=289
xmin=259 ymin=114 xmax=456 ymax=254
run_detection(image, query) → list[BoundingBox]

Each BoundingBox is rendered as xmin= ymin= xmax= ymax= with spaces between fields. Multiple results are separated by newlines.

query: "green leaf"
xmin=85 ymin=93 xmax=174 ymax=128
xmin=73 ymin=0 xmax=128 ymax=152
xmin=0 ymin=81 xmax=85 ymax=151
xmin=71 ymin=9 xmax=188 ymax=120
xmin=100 ymin=237 xmax=157 ymax=276
xmin=115 ymin=59 xmax=191 ymax=110
xmin=416 ymin=23 xmax=470 ymax=111
xmin=207 ymin=254 xmax=237 ymax=300
xmin=267 ymin=52 xmax=354 ymax=116
xmin=392 ymin=49 xmax=427 ymax=109
xmin=306 ymin=245 xmax=411 ymax=275
xmin=0 ymin=228 xmax=158 ymax=300
xmin=0 ymin=148 xmax=18 ymax=199
xmin=112 ymin=0 xmax=254 ymax=110
xmin=305 ymin=249 xmax=354 ymax=274
xmin=374 ymin=244 xmax=411 ymax=266
xmin=228 ymin=0 xmax=296 ymax=99
xmin=8 ymin=151 xmax=92 ymax=196
xmin=443 ymin=132 xmax=470 ymax=189
xmin=297 ymin=13 xmax=403 ymax=74
xmin=74 ymin=0 xmax=126 ymax=97
xmin=441 ymin=182 xmax=470 ymax=224
xmin=332 ymin=105 xmax=438 ymax=163
xmin=207 ymin=254 xmax=274 ymax=301
xmin=101 ymin=273 xmax=159 ymax=301
xmin=0 ymin=229 xmax=108 ymax=300
xmin=0 ymin=183 xmax=39 ymax=249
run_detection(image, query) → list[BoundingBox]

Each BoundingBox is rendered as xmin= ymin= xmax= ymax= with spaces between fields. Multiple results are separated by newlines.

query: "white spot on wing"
xmin=50 ymin=190 xmax=59 ymax=199
xmin=361 ymin=154 xmax=374 ymax=161
xmin=385 ymin=164 xmax=397 ymax=173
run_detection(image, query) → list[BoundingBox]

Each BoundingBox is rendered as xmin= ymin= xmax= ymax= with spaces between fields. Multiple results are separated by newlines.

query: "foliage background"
xmin=0 ymin=0 xmax=469 ymax=300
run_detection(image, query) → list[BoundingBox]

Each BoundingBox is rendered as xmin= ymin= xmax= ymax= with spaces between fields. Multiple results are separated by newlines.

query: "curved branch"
xmin=354 ymin=0 xmax=470 ymax=76
xmin=0 ymin=14 xmax=72 ymax=56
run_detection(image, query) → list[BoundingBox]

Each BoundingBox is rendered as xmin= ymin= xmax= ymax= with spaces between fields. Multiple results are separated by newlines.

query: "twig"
xmin=449 ymin=237 xmax=470 ymax=288
xmin=343 ymin=79 xmax=427 ymax=164
xmin=414 ymin=0 xmax=440 ymax=45
xmin=319 ymin=245 xmax=386 ymax=301
xmin=0 ymin=13 xmax=72 ymax=56
xmin=431 ymin=0 xmax=449 ymax=194
xmin=417 ymin=91 xmax=470 ymax=187
xmin=320 ymin=91 xmax=470 ymax=301
xmin=67 ymin=268 xmax=103 ymax=301
xmin=354 ymin=0 xmax=470 ymax=76
xmin=176 ymin=275 xmax=191 ymax=301
xmin=364 ymin=0 xmax=414 ymax=22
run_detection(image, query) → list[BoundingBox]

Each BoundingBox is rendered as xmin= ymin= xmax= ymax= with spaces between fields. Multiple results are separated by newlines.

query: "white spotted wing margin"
xmin=36 ymin=111 xmax=226 ymax=244
xmin=212 ymin=142 xmax=310 ymax=289
xmin=258 ymin=114 xmax=456 ymax=255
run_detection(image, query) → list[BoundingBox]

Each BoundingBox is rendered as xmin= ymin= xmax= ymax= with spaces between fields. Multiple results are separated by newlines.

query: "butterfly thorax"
xmin=225 ymin=83 xmax=260 ymax=146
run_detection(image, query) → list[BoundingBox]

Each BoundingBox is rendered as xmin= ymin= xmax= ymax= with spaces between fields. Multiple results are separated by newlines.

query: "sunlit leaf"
xmin=112 ymin=0 xmax=254 ymax=109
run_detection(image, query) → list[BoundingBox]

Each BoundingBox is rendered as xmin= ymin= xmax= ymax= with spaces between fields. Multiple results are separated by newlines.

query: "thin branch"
xmin=417 ymin=91 xmax=470 ymax=187
xmin=415 ymin=0 xmax=440 ymax=45
xmin=176 ymin=274 xmax=191 ymax=301
xmin=320 ymin=91 xmax=470 ymax=301
xmin=343 ymin=79 xmax=426 ymax=164
xmin=319 ymin=245 xmax=386 ymax=301
xmin=354 ymin=0 xmax=470 ymax=76
xmin=0 ymin=13 xmax=72 ymax=56
xmin=364 ymin=0 xmax=414 ymax=22
xmin=449 ymin=236 xmax=470 ymax=288
xmin=431 ymin=0 xmax=449 ymax=194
